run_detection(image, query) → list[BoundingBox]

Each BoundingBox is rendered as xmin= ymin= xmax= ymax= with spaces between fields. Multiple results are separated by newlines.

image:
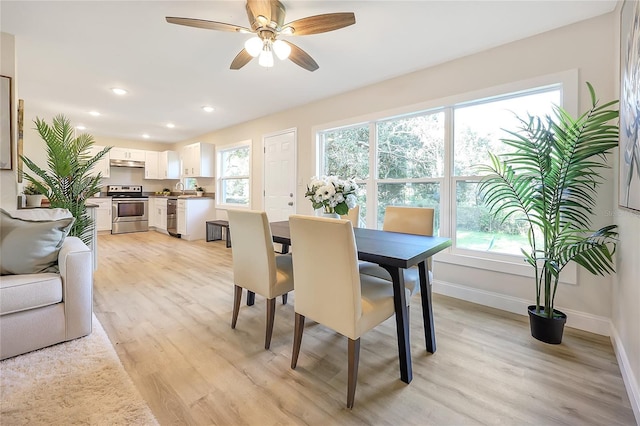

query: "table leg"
xmin=418 ymin=261 xmax=436 ymax=353
xmin=381 ymin=265 xmax=412 ymax=384
xmin=247 ymin=291 xmax=255 ymax=306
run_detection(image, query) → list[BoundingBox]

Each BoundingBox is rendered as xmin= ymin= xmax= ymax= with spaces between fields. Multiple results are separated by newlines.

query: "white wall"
xmin=0 ymin=32 xmax=17 ymax=209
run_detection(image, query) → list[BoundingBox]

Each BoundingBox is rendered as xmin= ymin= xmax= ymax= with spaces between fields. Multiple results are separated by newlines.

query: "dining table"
xmin=268 ymin=220 xmax=452 ymax=384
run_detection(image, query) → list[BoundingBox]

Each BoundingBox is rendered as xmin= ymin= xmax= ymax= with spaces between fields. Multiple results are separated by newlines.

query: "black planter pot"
xmin=527 ymin=305 xmax=567 ymax=344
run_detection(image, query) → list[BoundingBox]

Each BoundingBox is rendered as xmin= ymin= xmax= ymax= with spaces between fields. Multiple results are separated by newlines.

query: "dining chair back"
xmin=227 ymin=209 xmax=294 ymax=349
xmin=360 ymin=206 xmax=435 ymax=295
xmin=289 ymin=214 xmax=409 ymax=408
xmin=340 ymin=205 xmax=360 ymax=228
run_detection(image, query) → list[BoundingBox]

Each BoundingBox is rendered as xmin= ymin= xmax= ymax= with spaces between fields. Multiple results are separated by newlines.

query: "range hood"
xmin=110 ymin=159 xmax=145 ymax=168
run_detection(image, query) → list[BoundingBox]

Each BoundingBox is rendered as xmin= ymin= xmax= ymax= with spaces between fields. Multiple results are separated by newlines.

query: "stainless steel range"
xmin=107 ymin=185 xmax=149 ymax=234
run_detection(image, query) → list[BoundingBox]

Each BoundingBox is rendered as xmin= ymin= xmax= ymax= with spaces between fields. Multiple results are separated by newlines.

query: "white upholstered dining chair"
xmin=288 ymin=215 xmax=410 ymax=408
xmin=359 ymin=206 xmax=435 ymax=296
xmin=340 ymin=204 xmax=360 ymax=228
xmin=227 ymin=209 xmax=294 ymax=349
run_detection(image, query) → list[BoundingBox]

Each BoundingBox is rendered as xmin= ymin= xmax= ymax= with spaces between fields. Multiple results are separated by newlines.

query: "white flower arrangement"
xmin=305 ymin=175 xmax=358 ymax=215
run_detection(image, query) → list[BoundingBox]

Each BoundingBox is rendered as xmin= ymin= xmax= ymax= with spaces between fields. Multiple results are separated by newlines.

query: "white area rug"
xmin=0 ymin=315 xmax=158 ymax=425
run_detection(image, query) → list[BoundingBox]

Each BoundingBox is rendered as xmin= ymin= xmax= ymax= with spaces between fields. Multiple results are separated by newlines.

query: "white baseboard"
xmin=432 ymin=280 xmax=611 ymax=336
xmin=610 ymin=324 xmax=640 ymax=425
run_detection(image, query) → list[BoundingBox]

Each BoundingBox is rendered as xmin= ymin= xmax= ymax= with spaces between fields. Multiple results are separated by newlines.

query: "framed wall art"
xmin=619 ymin=0 xmax=640 ymax=211
xmin=0 ymin=75 xmax=12 ymax=170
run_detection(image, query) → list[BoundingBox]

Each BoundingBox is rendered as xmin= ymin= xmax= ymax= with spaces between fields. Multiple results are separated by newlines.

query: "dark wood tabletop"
xmin=270 ymin=220 xmax=452 ymax=384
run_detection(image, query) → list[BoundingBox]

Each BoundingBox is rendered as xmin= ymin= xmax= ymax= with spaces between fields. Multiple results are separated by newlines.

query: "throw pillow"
xmin=0 ymin=208 xmax=75 ymax=275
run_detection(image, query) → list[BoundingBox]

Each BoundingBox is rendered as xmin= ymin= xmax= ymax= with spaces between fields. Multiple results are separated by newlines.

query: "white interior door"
xmin=263 ymin=129 xmax=297 ymax=222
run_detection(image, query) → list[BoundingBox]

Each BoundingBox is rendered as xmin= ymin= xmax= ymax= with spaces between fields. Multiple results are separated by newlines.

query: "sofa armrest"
xmin=58 ymin=236 xmax=93 ymax=339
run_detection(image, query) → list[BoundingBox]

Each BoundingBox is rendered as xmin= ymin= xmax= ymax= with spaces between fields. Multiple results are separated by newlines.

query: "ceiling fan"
xmin=166 ymin=0 xmax=355 ymax=72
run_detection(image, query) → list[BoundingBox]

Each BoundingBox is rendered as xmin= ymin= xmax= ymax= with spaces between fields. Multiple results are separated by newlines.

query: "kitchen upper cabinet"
xmin=159 ymin=150 xmax=180 ymax=179
xmin=88 ymin=145 xmax=110 ymax=178
xmin=145 ymin=151 xmax=159 ymax=179
xmin=182 ymin=142 xmax=214 ymax=177
xmin=176 ymin=198 xmax=215 ymax=240
xmin=111 ymin=147 xmax=145 ymax=162
xmin=144 ymin=150 xmax=180 ymax=180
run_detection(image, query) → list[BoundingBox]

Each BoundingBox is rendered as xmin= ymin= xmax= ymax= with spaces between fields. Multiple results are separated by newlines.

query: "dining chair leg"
xmin=265 ymin=298 xmax=276 ymax=349
xmin=231 ymin=285 xmax=242 ymax=329
xmin=291 ymin=313 xmax=305 ymax=369
xmin=347 ymin=337 xmax=361 ymax=409
xmin=282 ymin=293 xmax=288 ymax=305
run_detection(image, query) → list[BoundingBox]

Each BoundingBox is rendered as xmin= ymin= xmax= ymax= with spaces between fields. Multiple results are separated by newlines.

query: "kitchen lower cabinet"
xmin=91 ymin=197 xmax=112 ymax=232
xmin=149 ymin=198 xmax=168 ymax=232
xmin=177 ymin=198 xmax=215 ymax=241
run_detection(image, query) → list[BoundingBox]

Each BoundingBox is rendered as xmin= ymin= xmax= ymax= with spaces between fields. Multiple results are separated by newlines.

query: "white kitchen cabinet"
xmin=110 ymin=147 xmax=146 ymax=162
xmin=182 ymin=142 xmax=215 ymax=177
xmin=177 ymin=198 xmax=215 ymax=240
xmin=88 ymin=145 xmax=111 ymax=178
xmin=158 ymin=199 xmax=168 ymax=231
xmin=159 ymin=150 xmax=180 ymax=179
xmin=91 ymin=197 xmax=112 ymax=232
xmin=148 ymin=197 xmax=157 ymax=228
xmin=145 ymin=151 xmax=159 ymax=179
xmin=149 ymin=197 xmax=168 ymax=232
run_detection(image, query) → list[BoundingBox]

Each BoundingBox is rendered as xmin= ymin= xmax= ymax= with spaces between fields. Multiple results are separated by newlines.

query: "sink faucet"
xmin=175 ymin=182 xmax=185 ymax=195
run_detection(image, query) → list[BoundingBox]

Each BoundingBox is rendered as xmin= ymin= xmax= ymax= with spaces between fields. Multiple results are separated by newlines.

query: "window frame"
xmin=216 ymin=140 xmax=252 ymax=209
xmin=313 ymin=70 xmax=579 ymax=284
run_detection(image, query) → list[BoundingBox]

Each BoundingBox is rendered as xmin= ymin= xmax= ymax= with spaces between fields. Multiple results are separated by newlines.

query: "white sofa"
xmin=0 ymin=208 xmax=93 ymax=360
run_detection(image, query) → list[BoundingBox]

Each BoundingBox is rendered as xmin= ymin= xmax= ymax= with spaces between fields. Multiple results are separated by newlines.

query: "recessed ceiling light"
xmin=202 ymin=106 xmax=215 ymax=113
xmin=166 ymin=123 xmax=175 ymax=128
xmin=142 ymin=133 xmax=150 ymax=139
xmin=89 ymin=111 xmax=100 ymax=116
xmin=76 ymin=125 xmax=86 ymax=130
xmin=111 ymin=87 xmax=128 ymax=95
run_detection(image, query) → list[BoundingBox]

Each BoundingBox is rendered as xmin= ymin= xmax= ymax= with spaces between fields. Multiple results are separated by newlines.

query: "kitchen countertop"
xmin=149 ymin=193 xmax=215 ymax=199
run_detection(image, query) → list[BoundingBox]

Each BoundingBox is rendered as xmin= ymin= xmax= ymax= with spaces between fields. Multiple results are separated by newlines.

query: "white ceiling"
xmin=2 ymin=1 xmax=617 ymax=144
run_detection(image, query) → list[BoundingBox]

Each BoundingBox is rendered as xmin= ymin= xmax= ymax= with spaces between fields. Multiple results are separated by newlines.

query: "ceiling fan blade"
xmin=284 ymin=13 xmax=355 ymax=35
xmin=285 ymin=41 xmax=319 ymax=72
xmin=230 ymin=49 xmax=254 ymax=70
xmin=166 ymin=17 xmax=251 ymax=33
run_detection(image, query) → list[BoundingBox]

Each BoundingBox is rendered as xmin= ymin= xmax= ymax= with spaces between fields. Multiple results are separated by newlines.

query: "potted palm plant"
xmin=477 ymin=83 xmax=618 ymax=344
xmin=20 ymin=114 xmax=111 ymax=245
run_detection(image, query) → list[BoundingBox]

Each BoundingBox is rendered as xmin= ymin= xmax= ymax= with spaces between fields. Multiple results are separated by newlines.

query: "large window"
xmin=317 ymin=81 xmax=564 ymax=262
xmin=453 ymin=89 xmax=560 ymax=255
xmin=217 ymin=141 xmax=251 ymax=207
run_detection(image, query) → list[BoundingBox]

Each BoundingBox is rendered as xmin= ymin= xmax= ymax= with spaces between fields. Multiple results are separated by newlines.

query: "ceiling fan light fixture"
xmin=273 ymin=39 xmax=291 ymax=60
xmin=244 ymin=36 xmax=263 ymax=57
xmin=259 ymin=49 xmax=274 ymax=68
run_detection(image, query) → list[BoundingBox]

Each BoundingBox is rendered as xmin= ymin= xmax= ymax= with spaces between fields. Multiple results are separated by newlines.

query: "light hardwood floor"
xmin=94 ymin=231 xmax=636 ymax=425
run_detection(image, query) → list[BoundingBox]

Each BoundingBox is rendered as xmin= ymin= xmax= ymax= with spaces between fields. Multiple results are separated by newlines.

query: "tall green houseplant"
xmin=477 ymin=83 xmax=618 ymax=342
xmin=21 ymin=115 xmax=111 ymax=245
